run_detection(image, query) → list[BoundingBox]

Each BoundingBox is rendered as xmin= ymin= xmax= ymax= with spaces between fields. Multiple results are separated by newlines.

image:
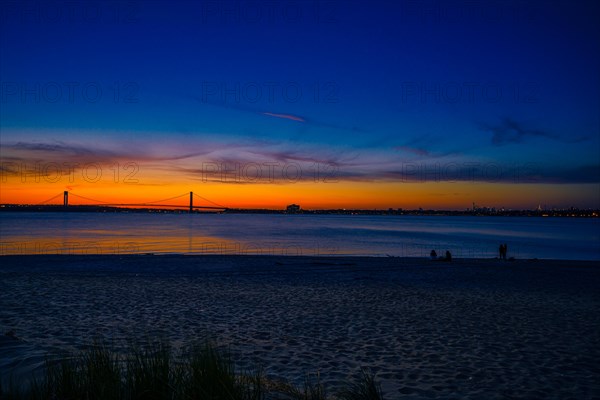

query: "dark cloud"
xmin=367 ymin=163 xmax=600 ymax=184
xmin=8 ymin=141 xmax=111 ymax=157
xmin=2 ymin=141 xmax=212 ymax=164
xmin=540 ymin=165 xmax=600 ymax=184
xmin=393 ymin=145 xmax=431 ymax=157
xmin=481 ymin=118 xmax=589 ymax=146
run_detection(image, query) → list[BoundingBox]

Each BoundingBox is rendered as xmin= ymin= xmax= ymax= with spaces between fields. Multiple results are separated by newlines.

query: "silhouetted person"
xmin=445 ymin=250 xmax=452 ymax=262
xmin=499 ymin=243 xmax=508 ymax=260
xmin=430 ymin=249 xmax=437 ymax=260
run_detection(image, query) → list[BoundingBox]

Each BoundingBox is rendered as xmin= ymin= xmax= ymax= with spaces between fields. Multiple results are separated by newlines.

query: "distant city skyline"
xmin=1 ymin=0 xmax=598 ymax=209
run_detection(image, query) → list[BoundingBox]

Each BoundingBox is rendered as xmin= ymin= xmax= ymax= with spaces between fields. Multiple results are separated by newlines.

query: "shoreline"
xmin=2 ymin=206 xmax=598 ymax=218
xmin=2 ymin=252 xmax=600 ymax=260
xmin=1 ymin=253 xmax=599 ymax=266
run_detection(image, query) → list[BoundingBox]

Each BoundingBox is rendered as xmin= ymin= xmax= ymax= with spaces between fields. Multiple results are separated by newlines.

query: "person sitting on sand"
xmin=430 ymin=249 xmax=437 ymax=260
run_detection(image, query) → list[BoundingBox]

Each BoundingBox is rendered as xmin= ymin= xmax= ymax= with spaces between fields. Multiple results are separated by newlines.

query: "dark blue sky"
xmin=1 ymin=0 xmax=599 ymax=208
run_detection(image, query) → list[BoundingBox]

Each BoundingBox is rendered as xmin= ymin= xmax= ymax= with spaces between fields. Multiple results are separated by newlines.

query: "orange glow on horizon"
xmin=1 ymin=171 xmax=598 ymax=211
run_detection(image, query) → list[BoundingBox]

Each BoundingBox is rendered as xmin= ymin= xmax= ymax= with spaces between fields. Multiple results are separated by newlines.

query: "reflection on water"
xmin=1 ymin=212 xmax=599 ymax=260
xmin=0 ymin=235 xmax=247 ymax=255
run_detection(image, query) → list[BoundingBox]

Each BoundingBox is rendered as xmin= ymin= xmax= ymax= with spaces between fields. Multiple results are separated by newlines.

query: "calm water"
xmin=0 ymin=212 xmax=599 ymax=260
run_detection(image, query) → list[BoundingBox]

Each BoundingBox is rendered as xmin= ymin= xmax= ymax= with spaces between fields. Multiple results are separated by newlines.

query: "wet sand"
xmin=1 ymin=255 xmax=599 ymax=398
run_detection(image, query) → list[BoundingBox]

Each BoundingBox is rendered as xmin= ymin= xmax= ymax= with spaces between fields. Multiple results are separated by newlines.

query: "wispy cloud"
xmin=189 ymin=95 xmax=366 ymax=133
xmin=2 ymin=136 xmax=598 ymax=185
xmin=262 ymin=112 xmax=306 ymax=122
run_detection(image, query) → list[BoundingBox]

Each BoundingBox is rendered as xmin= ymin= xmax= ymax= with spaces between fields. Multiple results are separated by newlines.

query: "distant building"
xmin=286 ymin=204 xmax=301 ymax=213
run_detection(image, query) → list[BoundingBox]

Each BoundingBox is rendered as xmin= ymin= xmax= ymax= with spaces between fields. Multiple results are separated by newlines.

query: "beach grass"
xmin=336 ymin=369 xmax=383 ymax=400
xmin=2 ymin=340 xmax=383 ymax=400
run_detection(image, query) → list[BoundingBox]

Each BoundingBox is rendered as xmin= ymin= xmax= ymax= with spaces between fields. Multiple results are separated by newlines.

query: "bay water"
xmin=1 ymin=212 xmax=598 ymax=260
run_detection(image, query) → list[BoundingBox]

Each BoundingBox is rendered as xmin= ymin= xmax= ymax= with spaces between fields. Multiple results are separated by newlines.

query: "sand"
xmin=1 ymin=255 xmax=599 ymax=398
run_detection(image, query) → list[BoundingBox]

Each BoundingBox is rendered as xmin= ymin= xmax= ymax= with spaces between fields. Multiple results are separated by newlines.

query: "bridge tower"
xmin=63 ymin=191 xmax=68 ymax=207
xmin=189 ymin=191 xmax=193 ymax=213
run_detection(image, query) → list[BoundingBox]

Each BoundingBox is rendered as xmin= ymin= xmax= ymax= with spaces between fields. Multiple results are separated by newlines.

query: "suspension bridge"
xmin=33 ymin=191 xmax=228 ymax=212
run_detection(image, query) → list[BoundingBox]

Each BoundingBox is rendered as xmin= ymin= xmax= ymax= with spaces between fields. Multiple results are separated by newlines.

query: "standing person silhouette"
xmin=503 ymin=243 xmax=508 ymax=260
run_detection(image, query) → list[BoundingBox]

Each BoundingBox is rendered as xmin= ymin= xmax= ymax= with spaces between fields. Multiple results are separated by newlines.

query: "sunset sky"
xmin=1 ymin=0 xmax=599 ymax=209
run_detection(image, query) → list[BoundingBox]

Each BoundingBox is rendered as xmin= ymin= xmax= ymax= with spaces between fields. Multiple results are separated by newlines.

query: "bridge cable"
xmin=143 ymin=193 xmax=190 ymax=204
xmin=193 ymin=193 xmax=227 ymax=208
xmin=68 ymin=193 xmax=111 ymax=204
xmin=36 ymin=193 xmax=63 ymax=205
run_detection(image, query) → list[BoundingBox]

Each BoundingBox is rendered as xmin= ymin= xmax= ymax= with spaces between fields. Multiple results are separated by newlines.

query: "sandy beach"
xmin=1 ymin=255 xmax=599 ymax=398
